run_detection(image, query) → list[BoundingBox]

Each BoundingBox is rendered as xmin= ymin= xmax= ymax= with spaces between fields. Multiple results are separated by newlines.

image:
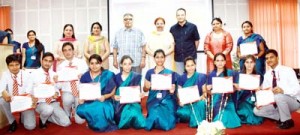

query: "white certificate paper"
xmin=212 ymin=77 xmax=233 ymax=93
xmin=119 ymin=86 xmax=141 ymax=104
xmin=10 ymin=96 xmax=33 ymax=113
xmin=256 ymin=88 xmax=275 ymax=107
xmin=151 ymin=74 xmax=172 ymax=90
xmin=57 ymin=66 xmax=79 ymax=82
xmin=239 ymin=74 xmax=260 ymax=90
xmin=33 ymin=84 xmax=56 ymax=98
xmin=178 ymin=85 xmax=200 ymax=105
xmin=79 ymin=83 xmax=101 ymax=100
xmin=240 ymin=42 xmax=258 ymax=56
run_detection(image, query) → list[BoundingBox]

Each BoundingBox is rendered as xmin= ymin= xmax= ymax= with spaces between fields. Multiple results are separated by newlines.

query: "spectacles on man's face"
xmin=123 ymin=18 xmax=133 ymax=21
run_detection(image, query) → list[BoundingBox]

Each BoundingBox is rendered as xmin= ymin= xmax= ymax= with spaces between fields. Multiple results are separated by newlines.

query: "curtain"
xmin=0 ymin=6 xmax=11 ymax=30
xmin=249 ymin=0 xmax=298 ymax=68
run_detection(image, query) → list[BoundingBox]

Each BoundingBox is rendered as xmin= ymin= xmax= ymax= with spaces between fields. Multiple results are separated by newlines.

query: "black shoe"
xmin=278 ymin=119 xmax=294 ymax=129
xmin=39 ymin=118 xmax=47 ymax=129
xmin=8 ymin=120 xmax=17 ymax=133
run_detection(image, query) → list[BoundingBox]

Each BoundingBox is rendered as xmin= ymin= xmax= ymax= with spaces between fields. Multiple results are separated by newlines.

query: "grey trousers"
xmin=36 ymin=102 xmax=71 ymax=127
xmin=61 ymin=92 xmax=85 ymax=124
xmin=253 ymin=94 xmax=300 ymax=122
xmin=175 ymin=62 xmax=184 ymax=75
xmin=0 ymin=98 xmax=36 ymax=130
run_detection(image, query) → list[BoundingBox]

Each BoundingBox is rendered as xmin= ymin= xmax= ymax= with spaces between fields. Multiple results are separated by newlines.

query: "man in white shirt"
xmin=57 ymin=42 xmax=87 ymax=124
xmin=32 ymin=52 xmax=71 ymax=129
xmin=254 ymin=49 xmax=300 ymax=129
xmin=0 ymin=54 xmax=36 ymax=132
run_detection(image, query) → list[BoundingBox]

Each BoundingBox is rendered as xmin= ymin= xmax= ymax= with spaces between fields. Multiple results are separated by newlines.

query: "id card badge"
xmin=156 ymin=93 xmax=162 ymax=99
xmin=251 ymin=96 xmax=256 ymax=102
xmin=31 ymin=55 xmax=36 ymax=60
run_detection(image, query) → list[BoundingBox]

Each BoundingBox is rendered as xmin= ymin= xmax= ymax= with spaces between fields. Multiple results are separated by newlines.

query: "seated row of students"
xmin=0 ymin=42 xmax=299 ymax=133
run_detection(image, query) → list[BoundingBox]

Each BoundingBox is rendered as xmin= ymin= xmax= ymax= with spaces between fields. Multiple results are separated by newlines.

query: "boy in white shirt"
xmin=32 ymin=52 xmax=71 ymax=129
xmin=57 ymin=42 xmax=87 ymax=124
xmin=0 ymin=54 xmax=36 ymax=132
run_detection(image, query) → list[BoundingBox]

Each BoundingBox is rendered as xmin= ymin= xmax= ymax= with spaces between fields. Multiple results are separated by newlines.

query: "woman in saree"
xmin=206 ymin=52 xmax=241 ymax=128
xmin=176 ymin=56 xmax=207 ymax=128
xmin=76 ymin=54 xmax=118 ymax=132
xmin=113 ymin=55 xmax=146 ymax=129
xmin=237 ymin=21 xmax=267 ymax=75
xmin=143 ymin=49 xmax=177 ymax=131
xmin=237 ymin=55 xmax=263 ymax=125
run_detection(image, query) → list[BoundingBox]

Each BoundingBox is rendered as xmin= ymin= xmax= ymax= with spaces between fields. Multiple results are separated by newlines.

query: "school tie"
xmin=69 ymin=61 xmax=78 ymax=97
xmin=272 ymin=70 xmax=277 ymax=88
xmin=12 ymin=75 xmax=18 ymax=96
xmin=45 ymin=72 xmax=52 ymax=104
xmin=70 ymin=81 xmax=78 ymax=97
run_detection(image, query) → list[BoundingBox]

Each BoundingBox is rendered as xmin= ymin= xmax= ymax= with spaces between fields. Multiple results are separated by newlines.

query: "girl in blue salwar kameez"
xmin=76 ymin=54 xmax=118 ymax=132
xmin=237 ymin=55 xmax=263 ymax=125
xmin=113 ymin=55 xmax=146 ymax=129
xmin=176 ymin=56 xmax=207 ymax=128
xmin=143 ymin=49 xmax=177 ymax=131
xmin=207 ymin=53 xmax=241 ymax=128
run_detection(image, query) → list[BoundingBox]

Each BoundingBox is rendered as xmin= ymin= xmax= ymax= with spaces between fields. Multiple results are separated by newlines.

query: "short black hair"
xmin=62 ymin=42 xmax=74 ymax=51
xmin=6 ymin=54 xmax=21 ymax=65
xmin=265 ymin=49 xmax=278 ymax=57
xmin=42 ymin=52 xmax=54 ymax=60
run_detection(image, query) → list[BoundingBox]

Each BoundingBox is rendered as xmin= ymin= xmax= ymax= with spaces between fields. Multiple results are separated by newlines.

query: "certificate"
xmin=119 ymin=86 xmax=141 ymax=104
xmin=151 ymin=74 xmax=172 ymax=90
xmin=256 ymin=88 xmax=275 ymax=107
xmin=178 ymin=85 xmax=200 ymax=105
xmin=239 ymin=74 xmax=260 ymax=90
xmin=57 ymin=66 xmax=79 ymax=82
xmin=79 ymin=83 xmax=101 ymax=100
xmin=240 ymin=42 xmax=258 ymax=56
xmin=33 ymin=84 xmax=56 ymax=98
xmin=10 ymin=96 xmax=33 ymax=113
xmin=212 ymin=77 xmax=233 ymax=93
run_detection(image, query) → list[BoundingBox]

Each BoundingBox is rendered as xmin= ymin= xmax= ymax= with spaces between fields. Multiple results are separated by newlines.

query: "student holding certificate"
xmin=0 ymin=54 xmax=36 ymax=132
xmin=176 ymin=56 xmax=207 ymax=128
xmin=253 ymin=49 xmax=300 ymax=129
xmin=76 ymin=54 xmax=118 ymax=132
xmin=31 ymin=52 xmax=71 ymax=129
xmin=237 ymin=21 xmax=267 ymax=75
xmin=57 ymin=42 xmax=88 ymax=124
xmin=143 ymin=49 xmax=177 ymax=131
xmin=113 ymin=55 xmax=145 ymax=129
xmin=236 ymin=55 xmax=263 ymax=125
xmin=206 ymin=53 xmax=241 ymax=128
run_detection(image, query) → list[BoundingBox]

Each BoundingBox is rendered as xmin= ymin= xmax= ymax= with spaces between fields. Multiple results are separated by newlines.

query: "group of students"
xmin=1 ymin=39 xmax=299 ymax=133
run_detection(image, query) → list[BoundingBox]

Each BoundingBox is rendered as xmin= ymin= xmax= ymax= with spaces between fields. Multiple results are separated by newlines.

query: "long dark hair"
xmin=90 ymin=22 xmax=102 ymax=35
xmin=213 ymin=52 xmax=227 ymax=76
xmin=27 ymin=30 xmax=43 ymax=56
xmin=241 ymin=55 xmax=257 ymax=74
xmin=62 ymin=24 xmax=76 ymax=38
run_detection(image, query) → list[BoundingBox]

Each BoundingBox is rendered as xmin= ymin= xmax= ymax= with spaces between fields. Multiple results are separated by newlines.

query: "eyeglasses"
xmin=123 ymin=18 xmax=133 ymax=21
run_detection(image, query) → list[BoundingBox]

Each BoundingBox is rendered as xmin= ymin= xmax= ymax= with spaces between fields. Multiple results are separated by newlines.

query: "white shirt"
xmin=263 ymin=65 xmax=300 ymax=100
xmin=31 ymin=67 xmax=60 ymax=103
xmin=57 ymin=57 xmax=88 ymax=92
xmin=0 ymin=70 xmax=33 ymax=97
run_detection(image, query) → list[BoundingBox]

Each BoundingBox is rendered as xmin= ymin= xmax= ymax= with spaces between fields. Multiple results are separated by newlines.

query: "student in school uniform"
xmin=113 ymin=55 xmax=146 ymax=129
xmin=0 ymin=54 xmax=36 ymax=132
xmin=176 ymin=56 xmax=207 ymax=128
xmin=56 ymin=42 xmax=88 ymax=124
xmin=32 ymin=52 xmax=71 ymax=129
xmin=206 ymin=52 xmax=241 ymax=128
xmin=143 ymin=49 xmax=178 ymax=131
